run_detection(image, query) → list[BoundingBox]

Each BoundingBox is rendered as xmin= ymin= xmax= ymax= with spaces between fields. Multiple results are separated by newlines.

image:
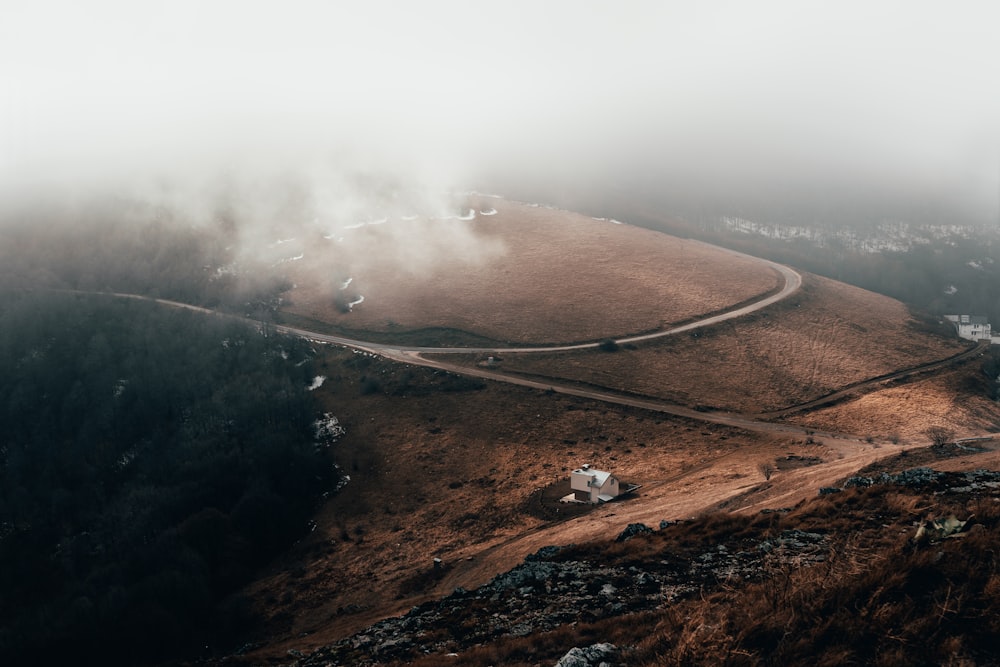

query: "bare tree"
xmin=924 ymin=426 xmax=955 ymax=447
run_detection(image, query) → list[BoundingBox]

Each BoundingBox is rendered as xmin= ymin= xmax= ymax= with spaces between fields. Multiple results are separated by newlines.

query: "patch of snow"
xmin=479 ymin=208 xmax=498 ymax=216
xmin=945 ymin=285 xmax=958 ymax=295
xmin=324 ymin=234 xmax=345 ymax=242
xmin=369 ymin=217 xmax=388 ymax=225
xmin=273 ymin=253 xmax=304 ymax=265
xmin=269 ymin=237 xmax=296 ymax=247
xmin=347 ymin=295 xmax=365 ymax=311
xmin=968 ymin=260 xmax=983 ymax=270
xmin=340 ymin=277 xmax=353 ymax=290
xmin=332 ymin=466 xmax=351 ymax=491
xmin=343 ymin=222 xmax=366 ymax=230
xmin=437 ymin=209 xmax=477 ymax=221
xmin=308 ymin=375 xmax=326 ymax=391
xmin=401 ymin=214 xmax=419 ymax=221
xmin=610 ymin=218 xmax=624 ymax=225
xmin=314 ymin=412 xmax=346 ymax=442
xmin=212 ymin=263 xmax=238 ymax=280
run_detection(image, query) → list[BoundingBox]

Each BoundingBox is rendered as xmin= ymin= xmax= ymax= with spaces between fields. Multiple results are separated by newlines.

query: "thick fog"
xmin=3 ymin=0 xmax=999 ymax=223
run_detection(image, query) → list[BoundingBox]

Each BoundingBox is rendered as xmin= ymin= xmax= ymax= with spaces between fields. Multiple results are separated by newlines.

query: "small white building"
xmin=570 ymin=464 xmax=621 ymax=503
xmin=945 ymin=315 xmax=993 ymax=342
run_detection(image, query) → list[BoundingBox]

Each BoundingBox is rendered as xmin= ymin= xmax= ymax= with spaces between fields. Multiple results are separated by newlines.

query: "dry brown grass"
xmin=467 ymin=273 xmax=967 ymax=412
xmin=378 ymin=485 xmax=1000 ymax=667
xmin=232 ymin=204 xmax=1000 ymax=664
xmin=235 ymin=347 xmax=789 ymax=661
xmin=786 ymin=364 xmax=1000 ymax=443
xmin=251 ymin=480 xmax=1000 ymax=667
xmin=626 ymin=487 xmax=1000 ymax=667
xmin=279 ymin=199 xmax=778 ymax=344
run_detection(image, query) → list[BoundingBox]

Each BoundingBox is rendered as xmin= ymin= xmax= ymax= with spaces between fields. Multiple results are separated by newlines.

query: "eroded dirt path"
xmin=427 ymin=432 xmax=924 ymax=599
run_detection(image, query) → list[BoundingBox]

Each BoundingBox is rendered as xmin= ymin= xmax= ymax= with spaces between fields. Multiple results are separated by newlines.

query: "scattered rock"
xmin=554 ymin=642 xmax=619 ymax=667
xmin=526 ymin=545 xmax=564 ymax=562
xmin=616 ymin=523 xmax=653 ymax=542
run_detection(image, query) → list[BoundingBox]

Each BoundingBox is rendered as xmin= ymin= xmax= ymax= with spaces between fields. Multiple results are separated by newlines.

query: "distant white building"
xmin=569 ymin=464 xmax=621 ymax=503
xmin=945 ymin=315 xmax=993 ymax=342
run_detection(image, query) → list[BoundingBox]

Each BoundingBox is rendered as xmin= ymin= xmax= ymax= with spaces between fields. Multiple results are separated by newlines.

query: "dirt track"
xmin=427 ymin=430 xmax=919 ymax=599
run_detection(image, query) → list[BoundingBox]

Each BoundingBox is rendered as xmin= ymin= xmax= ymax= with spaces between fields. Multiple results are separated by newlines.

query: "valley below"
xmin=216 ymin=199 xmax=1000 ymax=666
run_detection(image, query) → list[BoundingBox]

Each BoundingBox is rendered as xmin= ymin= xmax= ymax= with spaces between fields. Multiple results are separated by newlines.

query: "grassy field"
xmin=233 ymin=202 xmax=999 ymax=664
xmin=279 ymin=199 xmax=779 ymax=344
xmin=441 ymin=273 xmax=968 ymax=413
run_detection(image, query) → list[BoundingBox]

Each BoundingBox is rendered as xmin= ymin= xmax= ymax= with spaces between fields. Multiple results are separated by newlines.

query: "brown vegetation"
xmin=279 ymin=199 xmax=779 ymax=344
xmin=226 ymin=203 xmax=1000 ymax=664
xmin=465 ymin=273 xmax=967 ymax=413
xmin=382 ymin=480 xmax=1000 ymax=667
xmin=785 ymin=364 xmax=1000 ymax=443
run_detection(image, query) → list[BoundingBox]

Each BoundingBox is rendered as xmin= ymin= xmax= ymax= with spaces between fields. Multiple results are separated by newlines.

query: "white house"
xmin=569 ymin=464 xmax=621 ymax=503
xmin=945 ymin=315 xmax=993 ymax=342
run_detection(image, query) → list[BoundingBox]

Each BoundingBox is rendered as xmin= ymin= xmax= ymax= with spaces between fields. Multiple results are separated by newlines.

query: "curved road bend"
xmin=106 ymin=254 xmax=893 ymax=441
xmin=102 ymin=250 xmax=949 ymax=443
xmin=271 ymin=244 xmax=802 ymax=355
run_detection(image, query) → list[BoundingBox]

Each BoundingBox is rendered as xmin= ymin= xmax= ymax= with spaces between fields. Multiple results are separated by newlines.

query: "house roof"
xmin=591 ymin=470 xmax=613 ymax=486
xmin=970 ymin=315 xmax=990 ymax=325
xmin=572 ymin=467 xmax=613 ymax=487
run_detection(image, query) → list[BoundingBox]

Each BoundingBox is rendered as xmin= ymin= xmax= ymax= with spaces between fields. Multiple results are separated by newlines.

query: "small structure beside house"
xmin=944 ymin=315 xmax=998 ymax=344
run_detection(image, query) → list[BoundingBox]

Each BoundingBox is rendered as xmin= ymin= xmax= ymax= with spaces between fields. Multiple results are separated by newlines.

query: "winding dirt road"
xmin=88 ymin=243 xmax=990 ymax=617
xmin=272 ymin=242 xmax=801 ymax=355
xmin=108 ymin=243 xmax=958 ymax=448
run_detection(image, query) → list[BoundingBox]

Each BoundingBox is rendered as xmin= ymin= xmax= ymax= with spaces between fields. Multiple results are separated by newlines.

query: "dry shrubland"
xmin=390 ymin=481 xmax=1000 ymax=667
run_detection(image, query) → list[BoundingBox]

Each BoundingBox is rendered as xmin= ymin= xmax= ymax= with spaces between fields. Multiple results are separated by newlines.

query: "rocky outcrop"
xmin=296 ymin=529 xmax=829 ymax=666
xmin=615 ymin=523 xmax=653 ymax=542
xmin=554 ymin=642 xmax=619 ymax=667
xmin=282 ymin=468 xmax=1000 ymax=666
xmin=840 ymin=467 xmax=1000 ymax=492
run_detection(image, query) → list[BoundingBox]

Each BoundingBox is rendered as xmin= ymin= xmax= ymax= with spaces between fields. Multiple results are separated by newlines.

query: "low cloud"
xmin=3 ymin=1 xmax=999 ymax=225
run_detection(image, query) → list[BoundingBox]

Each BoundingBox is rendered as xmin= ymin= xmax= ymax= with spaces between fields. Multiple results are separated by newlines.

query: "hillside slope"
xmin=215 ymin=204 xmax=997 ymax=665
xmin=279 ymin=199 xmax=779 ymax=344
xmin=478 ymin=273 xmax=968 ymax=413
xmin=296 ymin=460 xmax=1000 ymax=667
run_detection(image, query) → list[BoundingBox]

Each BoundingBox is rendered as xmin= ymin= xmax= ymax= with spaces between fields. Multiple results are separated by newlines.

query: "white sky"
xmin=3 ymin=1 xmax=999 ymax=208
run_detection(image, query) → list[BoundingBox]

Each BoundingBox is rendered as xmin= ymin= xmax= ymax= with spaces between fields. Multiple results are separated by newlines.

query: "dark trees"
xmin=0 ymin=292 xmax=337 ymax=665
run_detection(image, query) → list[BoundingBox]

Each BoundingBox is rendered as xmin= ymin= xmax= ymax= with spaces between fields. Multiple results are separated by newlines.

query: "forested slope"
xmin=0 ymin=291 xmax=339 ymax=664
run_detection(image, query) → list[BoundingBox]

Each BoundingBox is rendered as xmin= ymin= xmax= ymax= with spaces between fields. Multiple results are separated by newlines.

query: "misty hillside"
xmin=2 ymin=188 xmax=999 ymax=667
xmin=485 ymin=178 xmax=1000 ymax=329
xmin=4 ymin=4 xmax=1000 ymax=665
xmin=0 ymin=292 xmax=338 ymax=665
